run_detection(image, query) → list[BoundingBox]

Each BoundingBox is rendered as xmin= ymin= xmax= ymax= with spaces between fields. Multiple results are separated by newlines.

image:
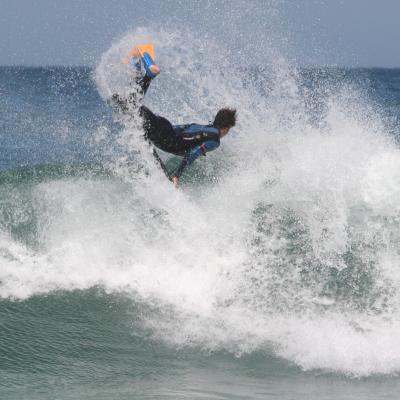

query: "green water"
xmin=1 ymin=290 xmax=399 ymax=400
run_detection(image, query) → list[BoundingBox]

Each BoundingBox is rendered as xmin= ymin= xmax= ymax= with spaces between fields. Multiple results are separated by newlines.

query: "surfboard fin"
xmin=152 ymin=149 xmax=172 ymax=180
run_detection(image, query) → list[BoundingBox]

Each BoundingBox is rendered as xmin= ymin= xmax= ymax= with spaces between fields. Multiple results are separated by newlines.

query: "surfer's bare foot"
xmin=148 ymin=64 xmax=161 ymax=76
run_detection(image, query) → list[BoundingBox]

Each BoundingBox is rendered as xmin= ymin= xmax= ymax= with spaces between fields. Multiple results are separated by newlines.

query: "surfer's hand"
xmin=172 ymin=176 xmax=179 ymax=188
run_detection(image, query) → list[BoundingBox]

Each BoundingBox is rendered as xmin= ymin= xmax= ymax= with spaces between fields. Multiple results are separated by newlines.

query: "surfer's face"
xmin=220 ymin=127 xmax=230 ymax=137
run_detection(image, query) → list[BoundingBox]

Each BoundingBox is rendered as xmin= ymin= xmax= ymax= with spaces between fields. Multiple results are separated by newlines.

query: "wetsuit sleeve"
xmin=174 ymin=140 xmax=219 ymax=178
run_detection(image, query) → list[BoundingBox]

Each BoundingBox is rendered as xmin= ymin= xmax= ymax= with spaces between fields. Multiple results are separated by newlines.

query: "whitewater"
xmin=1 ymin=26 xmax=400 ymax=400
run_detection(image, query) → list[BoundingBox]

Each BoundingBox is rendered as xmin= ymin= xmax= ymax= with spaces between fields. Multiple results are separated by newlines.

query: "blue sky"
xmin=1 ymin=0 xmax=399 ymax=67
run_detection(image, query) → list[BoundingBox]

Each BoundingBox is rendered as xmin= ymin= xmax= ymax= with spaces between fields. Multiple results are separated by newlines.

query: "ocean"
xmin=1 ymin=29 xmax=400 ymax=399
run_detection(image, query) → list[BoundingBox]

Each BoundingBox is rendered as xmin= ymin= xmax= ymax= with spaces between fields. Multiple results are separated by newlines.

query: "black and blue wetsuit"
xmin=112 ymin=75 xmax=221 ymax=178
xmin=141 ymin=108 xmax=220 ymax=177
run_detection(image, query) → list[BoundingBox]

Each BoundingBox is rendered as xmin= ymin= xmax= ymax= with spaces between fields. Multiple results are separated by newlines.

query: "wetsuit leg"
xmin=110 ymin=74 xmax=178 ymax=153
xmin=139 ymin=106 xmax=177 ymax=152
xmin=127 ymin=75 xmax=152 ymax=105
xmin=110 ymin=75 xmax=152 ymax=113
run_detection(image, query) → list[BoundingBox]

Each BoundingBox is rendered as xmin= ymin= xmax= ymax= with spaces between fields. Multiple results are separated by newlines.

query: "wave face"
xmin=2 ymin=27 xmax=400 ymax=383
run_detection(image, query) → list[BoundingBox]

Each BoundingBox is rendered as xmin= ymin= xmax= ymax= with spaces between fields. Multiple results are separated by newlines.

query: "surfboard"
xmin=152 ymin=149 xmax=172 ymax=180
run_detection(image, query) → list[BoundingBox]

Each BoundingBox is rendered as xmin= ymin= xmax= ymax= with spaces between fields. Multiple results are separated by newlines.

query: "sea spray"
xmin=0 ymin=27 xmax=400 ymax=377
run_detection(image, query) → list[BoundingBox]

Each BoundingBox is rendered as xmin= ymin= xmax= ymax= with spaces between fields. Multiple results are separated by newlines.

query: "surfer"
xmin=110 ymin=43 xmax=236 ymax=188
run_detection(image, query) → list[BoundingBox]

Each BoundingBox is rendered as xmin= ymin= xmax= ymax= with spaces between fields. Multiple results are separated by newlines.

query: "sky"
xmin=1 ymin=0 xmax=400 ymax=67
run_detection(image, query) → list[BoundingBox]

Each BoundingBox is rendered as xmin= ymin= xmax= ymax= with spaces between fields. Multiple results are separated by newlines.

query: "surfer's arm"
xmin=173 ymin=140 xmax=219 ymax=179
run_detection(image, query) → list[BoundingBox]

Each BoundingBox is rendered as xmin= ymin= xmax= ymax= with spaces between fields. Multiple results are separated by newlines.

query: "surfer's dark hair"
xmin=213 ymin=108 xmax=237 ymax=129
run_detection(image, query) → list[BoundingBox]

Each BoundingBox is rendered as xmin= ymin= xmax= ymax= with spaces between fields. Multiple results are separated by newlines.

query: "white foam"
xmin=2 ymin=27 xmax=400 ymax=377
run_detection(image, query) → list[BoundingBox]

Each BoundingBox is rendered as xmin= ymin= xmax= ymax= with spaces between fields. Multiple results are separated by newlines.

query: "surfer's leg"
xmin=109 ymin=75 xmax=152 ymax=114
xmin=110 ymin=43 xmax=160 ymax=114
xmin=139 ymin=106 xmax=176 ymax=151
xmin=127 ymin=75 xmax=152 ymax=106
xmin=109 ymin=94 xmax=129 ymax=113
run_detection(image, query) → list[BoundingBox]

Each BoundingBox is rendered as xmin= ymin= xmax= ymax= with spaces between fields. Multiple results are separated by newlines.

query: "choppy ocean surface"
xmin=1 ymin=29 xmax=400 ymax=399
